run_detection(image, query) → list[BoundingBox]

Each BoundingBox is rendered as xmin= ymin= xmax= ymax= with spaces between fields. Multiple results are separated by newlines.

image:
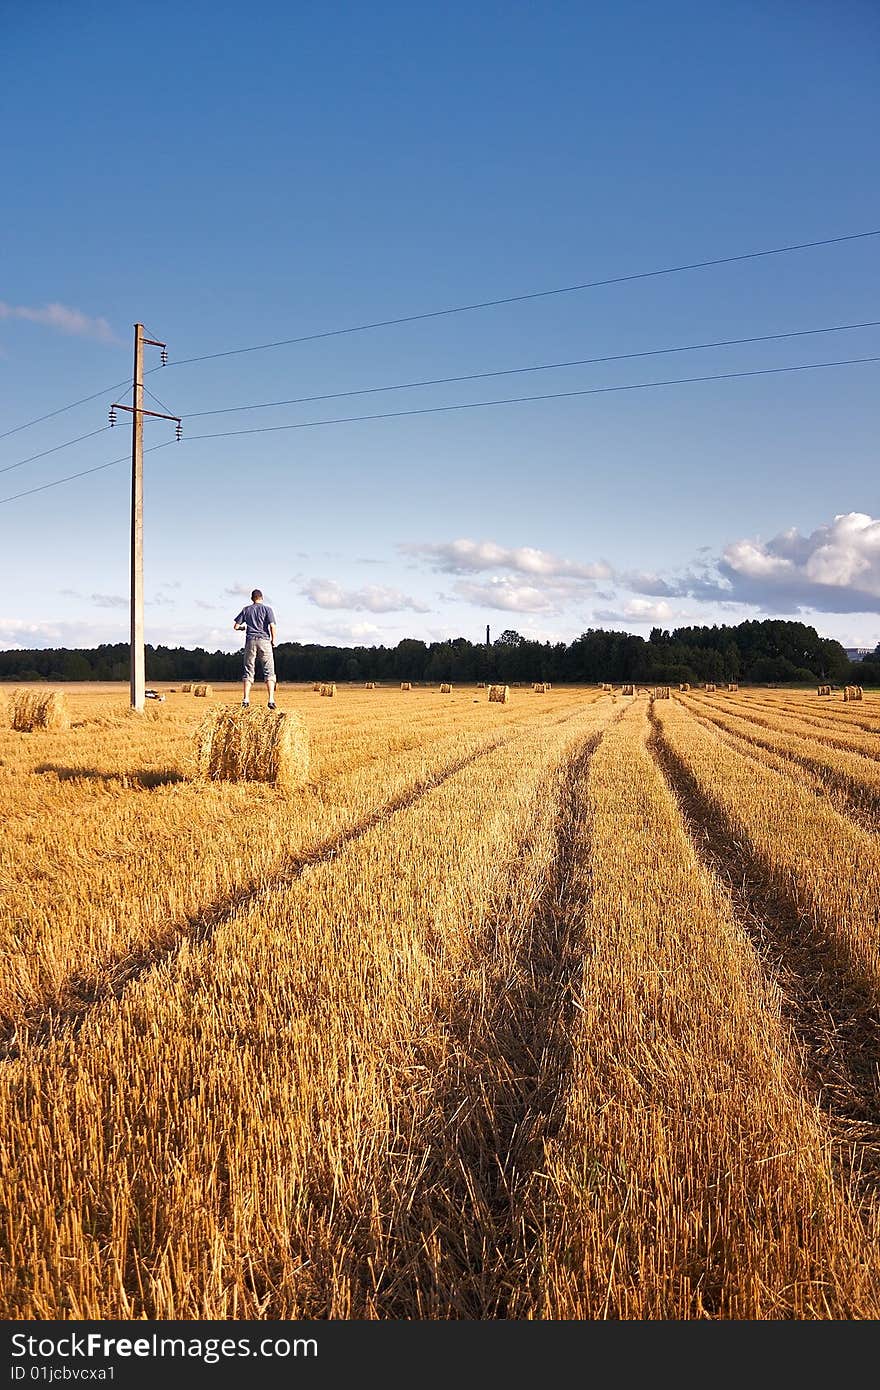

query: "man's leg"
xmin=262 ymin=638 xmax=277 ymax=706
xmin=242 ymin=639 xmax=256 ymax=705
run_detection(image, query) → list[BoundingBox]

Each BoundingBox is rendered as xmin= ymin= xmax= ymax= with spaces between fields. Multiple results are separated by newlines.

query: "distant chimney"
xmin=486 ymin=625 xmax=490 ymax=645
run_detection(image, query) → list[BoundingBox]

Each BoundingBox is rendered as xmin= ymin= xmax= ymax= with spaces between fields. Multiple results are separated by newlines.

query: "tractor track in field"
xmin=714 ymin=694 xmax=880 ymax=739
xmin=697 ymin=696 xmax=880 ymax=766
xmin=648 ymin=705 xmax=880 ymax=1202
xmin=0 ymin=708 xmax=590 ymax=1063
xmin=359 ymin=722 xmax=610 ymax=1319
xmin=678 ymin=698 xmax=880 ymax=834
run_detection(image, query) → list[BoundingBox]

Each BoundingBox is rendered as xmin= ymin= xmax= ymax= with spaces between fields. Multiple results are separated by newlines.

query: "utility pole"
xmin=109 ymin=325 xmax=181 ymax=711
xmin=486 ymin=624 xmax=490 ymax=646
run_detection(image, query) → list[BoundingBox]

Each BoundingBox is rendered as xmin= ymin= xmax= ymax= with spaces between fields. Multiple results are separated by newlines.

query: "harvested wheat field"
xmin=2 ymin=681 xmax=880 ymax=1319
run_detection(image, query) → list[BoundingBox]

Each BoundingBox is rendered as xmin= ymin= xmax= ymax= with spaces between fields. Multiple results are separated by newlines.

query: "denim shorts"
xmin=243 ymin=635 xmax=275 ymax=682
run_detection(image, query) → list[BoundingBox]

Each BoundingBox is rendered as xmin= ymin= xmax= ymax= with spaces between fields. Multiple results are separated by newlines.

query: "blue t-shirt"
xmin=235 ymin=602 xmax=276 ymax=640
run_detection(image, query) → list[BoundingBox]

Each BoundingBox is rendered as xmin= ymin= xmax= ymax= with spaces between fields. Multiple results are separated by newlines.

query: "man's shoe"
xmin=241 ymin=700 xmax=249 ymax=707
xmin=268 ymin=702 xmax=276 ymax=710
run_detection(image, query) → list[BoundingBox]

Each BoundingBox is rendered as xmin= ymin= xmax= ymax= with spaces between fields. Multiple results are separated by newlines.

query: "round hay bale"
xmin=10 ymin=688 xmax=70 ymax=732
xmin=194 ymin=706 xmax=309 ymax=790
xmin=488 ymin=684 xmax=510 ymax=703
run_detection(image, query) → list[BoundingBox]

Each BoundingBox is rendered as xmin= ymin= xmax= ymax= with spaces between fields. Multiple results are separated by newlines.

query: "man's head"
xmin=251 ymin=589 xmax=263 ymax=602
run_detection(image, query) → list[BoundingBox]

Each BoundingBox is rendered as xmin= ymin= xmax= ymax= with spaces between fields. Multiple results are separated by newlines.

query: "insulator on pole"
xmin=175 ymin=421 xmax=182 ymax=441
xmin=161 ymin=347 xmax=168 ymax=366
xmin=109 ymin=407 xmax=116 ymax=426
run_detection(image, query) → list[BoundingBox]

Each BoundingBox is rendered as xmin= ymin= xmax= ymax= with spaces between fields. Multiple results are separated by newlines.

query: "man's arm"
xmin=269 ymin=622 xmax=277 ymax=646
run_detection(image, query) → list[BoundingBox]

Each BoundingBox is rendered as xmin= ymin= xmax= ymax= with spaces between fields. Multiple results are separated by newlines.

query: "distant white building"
xmin=844 ymin=647 xmax=872 ymax=661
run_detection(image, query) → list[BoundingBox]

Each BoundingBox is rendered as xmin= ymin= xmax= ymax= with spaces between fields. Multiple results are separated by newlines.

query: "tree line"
xmin=0 ymin=619 xmax=876 ymax=686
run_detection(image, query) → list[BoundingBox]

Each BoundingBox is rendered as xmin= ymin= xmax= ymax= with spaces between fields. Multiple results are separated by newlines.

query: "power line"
xmin=176 ymin=354 xmax=880 ymax=443
xmin=0 ymin=380 xmax=131 ymax=443
xmin=3 ymin=227 xmax=877 ymax=440
xmin=0 ymin=426 xmax=112 ymax=477
xmin=0 ymin=440 xmax=174 ymax=506
xmin=2 ymin=352 xmax=875 ymax=508
xmin=164 ymin=228 xmax=880 ymax=368
xmin=10 ymin=317 xmax=873 ymax=479
xmin=180 ymin=318 xmax=880 ymax=420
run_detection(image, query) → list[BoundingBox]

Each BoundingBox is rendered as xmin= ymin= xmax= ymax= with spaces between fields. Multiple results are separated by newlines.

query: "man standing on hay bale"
xmin=233 ymin=588 xmax=278 ymax=709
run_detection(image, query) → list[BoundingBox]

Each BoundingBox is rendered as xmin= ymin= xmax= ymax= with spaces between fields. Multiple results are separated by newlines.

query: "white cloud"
xmin=0 ymin=301 xmax=121 ymax=344
xmin=402 ymin=538 xmax=610 ymax=582
xmin=0 ymin=618 xmax=127 ymax=649
xmin=680 ymin=512 xmax=880 ymax=613
xmin=302 ymin=579 xmax=429 ymax=613
xmin=309 ymin=619 xmax=387 ymax=643
xmin=91 ymin=593 xmax=128 ymax=609
xmin=451 ymin=578 xmax=559 ymax=613
xmin=617 ymin=570 xmax=677 ymax=598
xmin=593 ymin=598 xmax=679 ymax=625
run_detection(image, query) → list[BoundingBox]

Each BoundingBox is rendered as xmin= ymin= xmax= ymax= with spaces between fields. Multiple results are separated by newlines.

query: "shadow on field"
xmin=647 ymin=705 xmax=880 ymax=1194
xmin=356 ymin=730 xmax=605 ymax=1319
xmin=34 ymin=763 xmax=184 ymax=789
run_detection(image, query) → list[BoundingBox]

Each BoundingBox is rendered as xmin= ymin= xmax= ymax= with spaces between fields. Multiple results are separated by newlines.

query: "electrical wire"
xmin=179 ymin=318 xmax=880 ymax=420
xmin=0 ymin=380 xmax=130 ymax=443
xmin=177 ymin=354 xmax=880 ymax=442
xmin=2 ymin=352 xmax=875 ymax=508
xmin=10 ymin=318 xmax=873 ymax=475
xmin=0 ymin=440 xmax=175 ymax=506
xmin=162 ymin=229 xmax=880 ymax=368
xmin=4 ymin=227 xmax=877 ymax=437
xmin=0 ymin=427 xmax=112 ymax=477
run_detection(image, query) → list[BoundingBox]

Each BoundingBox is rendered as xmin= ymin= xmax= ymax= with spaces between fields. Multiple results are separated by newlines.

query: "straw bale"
xmin=440 ymin=683 xmax=452 ymax=693
xmin=10 ymin=688 xmax=70 ymax=732
xmin=193 ymin=684 xmax=212 ymax=697
xmin=817 ymin=685 xmax=831 ymax=696
xmin=320 ymin=683 xmax=337 ymax=697
xmin=194 ymin=706 xmax=309 ymax=790
xmin=488 ymin=684 xmax=510 ymax=703
xmin=400 ymin=681 xmax=412 ymax=691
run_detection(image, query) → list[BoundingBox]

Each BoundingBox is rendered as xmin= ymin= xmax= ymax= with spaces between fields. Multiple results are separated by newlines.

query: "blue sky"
xmin=2 ymin=0 xmax=879 ymax=653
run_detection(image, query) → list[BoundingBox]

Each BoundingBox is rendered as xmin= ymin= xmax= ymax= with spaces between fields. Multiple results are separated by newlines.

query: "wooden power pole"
xmin=130 ymin=324 xmax=145 ymax=712
xmin=110 ymin=325 xmax=181 ymax=712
